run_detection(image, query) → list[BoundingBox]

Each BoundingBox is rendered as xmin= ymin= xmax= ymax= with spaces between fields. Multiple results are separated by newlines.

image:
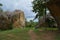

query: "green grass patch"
xmin=35 ymin=27 xmax=58 ymax=31
xmin=0 ymin=28 xmax=30 ymax=40
xmin=33 ymin=27 xmax=59 ymax=40
xmin=55 ymin=33 xmax=60 ymax=40
xmin=0 ymin=27 xmax=59 ymax=40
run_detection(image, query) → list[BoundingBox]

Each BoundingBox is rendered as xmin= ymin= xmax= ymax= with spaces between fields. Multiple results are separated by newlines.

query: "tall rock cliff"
xmin=13 ymin=10 xmax=25 ymax=28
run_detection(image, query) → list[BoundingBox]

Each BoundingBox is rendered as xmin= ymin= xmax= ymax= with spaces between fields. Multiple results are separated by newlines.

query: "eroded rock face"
xmin=46 ymin=0 xmax=60 ymax=17
xmin=36 ymin=13 xmax=57 ymax=28
xmin=0 ymin=10 xmax=25 ymax=30
xmin=46 ymin=0 xmax=60 ymax=28
xmin=13 ymin=10 xmax=25 ymax=28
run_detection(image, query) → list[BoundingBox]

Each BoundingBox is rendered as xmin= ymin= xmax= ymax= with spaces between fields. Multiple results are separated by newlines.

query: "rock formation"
xmin=35 ymin=13 xmax=57 ymax=28
xmin=46 ymin=0 xmax=60 ymax=29
xmin=12 ymin=10 xmax=25 ymax=28
xmin=0 ymin=10 xmax=25 ymax=30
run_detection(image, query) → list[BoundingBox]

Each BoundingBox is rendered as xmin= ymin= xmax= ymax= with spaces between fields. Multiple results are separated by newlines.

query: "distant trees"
xmin=25 ymin=20 xmax=37 ymax=27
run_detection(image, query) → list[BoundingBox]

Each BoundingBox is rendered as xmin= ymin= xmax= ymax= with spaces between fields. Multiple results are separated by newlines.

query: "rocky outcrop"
xmin=0 ymin=10 xmax=25 ymax=30
xmin=12 ymin=10 xmax=25 ymax=28
xmin=46 ymin=0 xmax=60 ymax=29
xmin=36 ymin=13 xmax=57 ymax=28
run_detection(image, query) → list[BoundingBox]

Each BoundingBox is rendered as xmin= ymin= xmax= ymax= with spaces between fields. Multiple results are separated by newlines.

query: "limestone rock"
xmin=0 ymin=10 xmax=25 ymax=30
xmin=13 ymin=10 xmax=25 ymax=28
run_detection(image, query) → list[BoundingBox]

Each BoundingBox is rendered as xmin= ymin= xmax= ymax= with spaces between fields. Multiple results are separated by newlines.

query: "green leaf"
xmin=32 ymin=0 xmax=47 ymax=20
xmin=0 ymin=3 xmax=3 ymax=6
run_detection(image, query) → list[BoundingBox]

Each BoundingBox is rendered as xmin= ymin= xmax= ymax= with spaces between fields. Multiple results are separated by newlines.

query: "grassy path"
xmin=28 ymin=29 xmax=55 ymax=40
xmin=39 ymin=31 xmax=55 ymax=40
xmin=28 ymin=29 xmax=39 ymax=40
xmin=0 ymin=28 xmax=59 ymax=40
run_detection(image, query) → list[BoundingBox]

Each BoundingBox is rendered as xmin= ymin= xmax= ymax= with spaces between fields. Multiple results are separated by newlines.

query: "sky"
xmin=0 ymin=0 xmax=38 ymax=22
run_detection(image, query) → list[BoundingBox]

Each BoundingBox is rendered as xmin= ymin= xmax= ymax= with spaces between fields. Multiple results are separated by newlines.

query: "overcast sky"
xmin=0 ymin=0 xmax=38 ymax=21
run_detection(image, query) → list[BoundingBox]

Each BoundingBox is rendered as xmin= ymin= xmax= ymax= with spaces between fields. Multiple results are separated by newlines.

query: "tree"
xmin=32 ymin=0 xmax=46 ymax=19
xmin=0 ymin=3 xmax=2 ymax=6
xmin=32 ymin=0 xmax=49 ymax=27
xmin=0 ymin=3 xmax=3 ymax=12
xmin=32 ymin=0 xmax=58 ymax=28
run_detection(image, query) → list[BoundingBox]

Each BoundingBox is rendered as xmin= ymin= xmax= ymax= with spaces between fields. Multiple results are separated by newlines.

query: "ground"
xmin=28 ymin=29 xmax=39 ymax=40
xmin=28 ymin=29 xmax=55 ymax=40
xmin=0 ymin=28 xmax=60 ymax=40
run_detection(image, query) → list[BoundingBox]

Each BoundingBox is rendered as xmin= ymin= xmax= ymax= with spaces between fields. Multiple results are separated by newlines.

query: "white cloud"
xmin=0 ymin=0 xmax=37 ymax=21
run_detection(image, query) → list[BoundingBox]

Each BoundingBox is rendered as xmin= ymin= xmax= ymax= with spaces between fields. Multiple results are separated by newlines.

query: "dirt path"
xmin=28 ymin=29 xmax=39 ymax=40
xmin=28 ymin=29 xmax=55 ymax=40
xmin=39 ymin=31 xmax=55 ymax=40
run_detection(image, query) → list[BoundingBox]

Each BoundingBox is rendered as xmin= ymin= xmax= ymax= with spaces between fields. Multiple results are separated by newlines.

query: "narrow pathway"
xmin=40 ymin=31 xmax=55 ymax=40
xmin=28 ymin=29 xmax=55 ymax=40
xmin=28 ymin=29 xmax=39 ymax=40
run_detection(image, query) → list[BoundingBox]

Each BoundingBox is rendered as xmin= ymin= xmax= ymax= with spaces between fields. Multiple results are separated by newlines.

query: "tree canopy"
xmin=0 ymin=3 xmax=3 ymax=12
xmin=0 ymin=3 xmax=3 ymax=6
xmin=32 ymin=0 xmax=47 ymax=20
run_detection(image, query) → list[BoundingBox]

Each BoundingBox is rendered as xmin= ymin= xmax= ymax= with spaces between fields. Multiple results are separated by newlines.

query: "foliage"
xmin=0 ymin=3 xmax=3 ymax=6
xmin=0 ymin=28 xmax=30 ymax=40
xmin=0 ymin=28 xmax=59 ymax=40
xmin=25 ymin=20 xmax=38 ymax=27
xmin=0 ymin=3 xmax=3 ymax=12
xmin=32 ymin=0 xmax=46 ymax=20
xmin=32 ymin=0 xmax=47 ymax=28
xmin=32 ymin=0 xmax=57 ymax=28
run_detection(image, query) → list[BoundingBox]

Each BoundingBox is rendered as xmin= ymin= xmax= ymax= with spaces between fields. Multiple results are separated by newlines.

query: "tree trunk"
xmin=46 ymin=0 xmax=60 ymax=30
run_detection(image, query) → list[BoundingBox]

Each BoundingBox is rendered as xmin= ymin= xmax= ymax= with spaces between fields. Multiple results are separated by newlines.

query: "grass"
xmin=0 ymin=28 xmax=30 ymax=40
xmin=55 ymin=32 xmax=60 ymax=40
xmin=33 ymin=27 xmax=60 ymax=40
xmin=0 ymin=27 xmax=60 ymax=40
